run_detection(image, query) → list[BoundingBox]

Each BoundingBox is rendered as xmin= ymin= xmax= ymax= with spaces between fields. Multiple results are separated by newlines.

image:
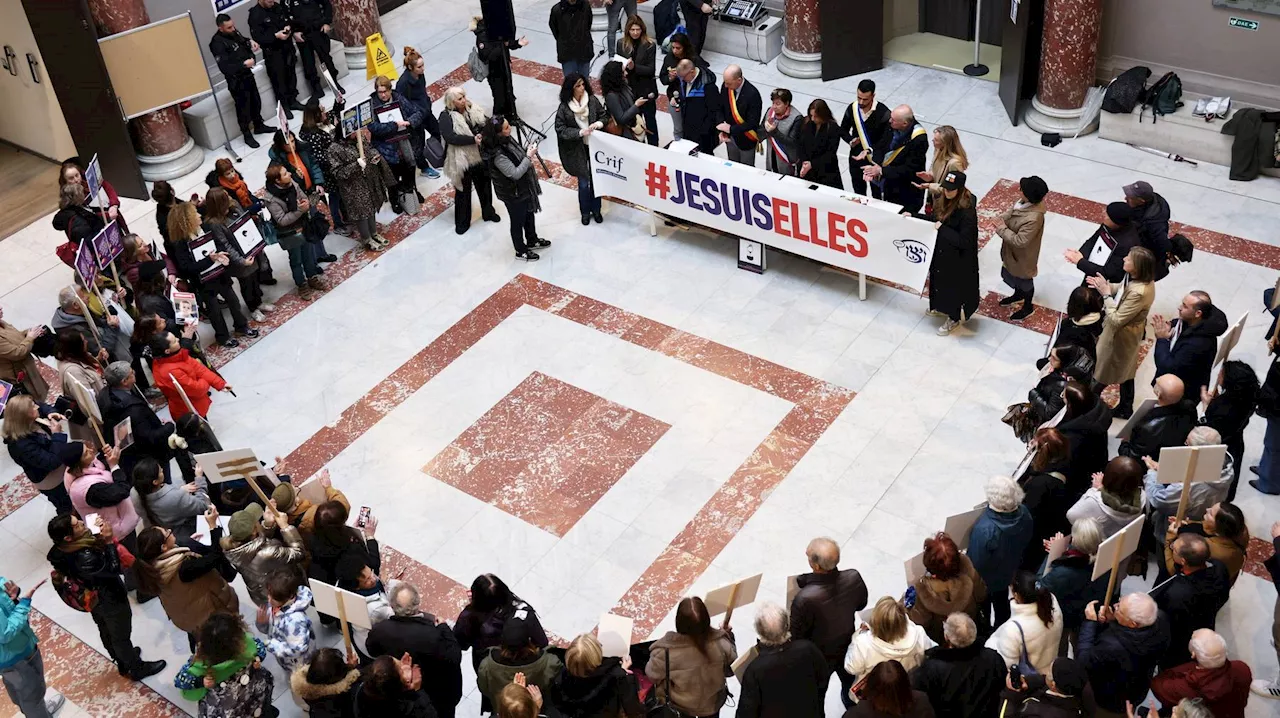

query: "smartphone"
xmin=84 ymin=512 xmax=102 ymax=535
xmin=1009 ymin=664 xmax=1021 ymax=688
xmin=355 ymin=506 xmax=371 ymax=529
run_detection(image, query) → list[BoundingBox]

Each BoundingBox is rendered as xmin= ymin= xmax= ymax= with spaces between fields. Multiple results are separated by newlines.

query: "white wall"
xmin=0 ymin=0 xmax=76 ymax=160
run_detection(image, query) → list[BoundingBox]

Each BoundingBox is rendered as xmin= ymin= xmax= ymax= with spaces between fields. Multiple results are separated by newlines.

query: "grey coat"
xmin=136 ymin=475 xmax=210 ymax=546
xmin=554 ymin=97 xmax=608 ymax=178
xmin=260 ymin=182 xmax=311 ymax=251
xmin=223 ymin=522 xmax=305 ymax=607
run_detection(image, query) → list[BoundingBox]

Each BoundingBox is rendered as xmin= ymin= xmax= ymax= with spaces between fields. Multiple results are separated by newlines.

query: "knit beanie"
xmin=1019 ymin=176 xmax=1049 ymax=205
xmin=1105 ymin=201 xmax=1134 ymax=225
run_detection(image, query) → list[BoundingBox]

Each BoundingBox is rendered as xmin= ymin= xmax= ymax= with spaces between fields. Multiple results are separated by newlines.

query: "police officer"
xmin=210 ymin=14 xmax=278 ymax=148
xmin=248 ymin=0 xmax=305 ymax=117
xmin=290 ymin=0 xmax=344 ymax=100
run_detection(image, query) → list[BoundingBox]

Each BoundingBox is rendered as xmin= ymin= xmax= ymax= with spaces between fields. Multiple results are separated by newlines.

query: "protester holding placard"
xmin=2 ymin=394 xmax=79 ymax=514
xmin=262 ymin=164 xmax=328 ymax=299
xmin=440 ymin=86 xmax=500 ymax=234
xmin=1065 ymin=202 xmax=1140 ymax=286
xmin=207 ymin=159 xmax=279 ymax=287
xmin=268 ymin=130 xmax=338 ymax=264
xmin=909 ymin=613 xmax=1006 ymax=718
xmin=548 ymin=633 xmax=643 ymax=718
xmin=646 ymin=596 xmax=737 ymax=718
xmin=329 ymin=128 xmax=396 ymax=251
xmin=1037 ymin=517 xmax=1107 ymax=654
xmin=1152 ymin=292 xmax=1228 ymax=396
xmin=906 ymin=533 xmax=986 ymax=646
xmin=846 ymin=596 xmax=936 ymax=682
xmin=222 ymin=503 xmax=306 ymax=608
xmin=167 ymin=201 xmax=256 ymax=348
xmin=134 ymin=508 xmax=239 ymax=651
xmin=202 ymin=188 xmax=270 ymax=322
xmin=300 ymin=98 xmax=352 ymax=233
xmin=1088 ymin=246 xmax=1158 ymax=419
xmin=0 ymin=306 xmax=49 ymax=398
xmin=55 ymin=331 xmax=106 ymax=444
xmin=1118 ymin=375 xmax=1197 ymax=462
xmin=60 ymin=159 xmax=123 ymax=227
xmin=52 ymin=183 xmax=105 ymax=259
xmin=150 ymin=331 xmax=231 ymax=419
xmin=306 ymin=500 xmax=378 ymax=594
xmin=1142 ymin=427 xmax=1233 ymax=547
xmin=370 ymin=75 xmax=427 ymax=212
xmin=1066 ymin=456 xmax=1146 ymax=540
xmin=1161 ymin=502 xmax=1249 ymax=587
xmin=1199 ymin=360 xmax=1259 ymax=500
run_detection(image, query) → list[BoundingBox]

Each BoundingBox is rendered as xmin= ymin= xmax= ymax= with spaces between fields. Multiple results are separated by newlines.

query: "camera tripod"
xmin=495 ymin=44 xmax=552 ymax=177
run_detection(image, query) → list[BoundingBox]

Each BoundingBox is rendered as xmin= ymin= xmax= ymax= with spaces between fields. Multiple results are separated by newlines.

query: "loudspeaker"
xmin=479 ymin=0 xmax=517 ymax=42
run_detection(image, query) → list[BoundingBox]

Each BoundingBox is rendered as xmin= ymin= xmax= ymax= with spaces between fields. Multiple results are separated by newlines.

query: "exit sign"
xmin=1229 ymin=16 xmax=1259 ymax=30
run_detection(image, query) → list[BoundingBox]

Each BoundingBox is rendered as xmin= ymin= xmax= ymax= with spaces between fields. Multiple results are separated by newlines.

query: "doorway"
xmin=883 ymin=0 xmax=1002 ymax=80
xmin=0 ymin=142 xmax=59 ymax=241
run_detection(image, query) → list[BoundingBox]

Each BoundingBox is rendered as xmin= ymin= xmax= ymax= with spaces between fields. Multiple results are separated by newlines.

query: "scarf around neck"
xmin=219 ymin=173 xmax=254 ymax=208
xmin=568 ymin=95 xmax=591 ymax=130
xmin=154 ymin=546 xmax=194 ymax=585
xmin=266 ymin=181 xmax=299 ymax=213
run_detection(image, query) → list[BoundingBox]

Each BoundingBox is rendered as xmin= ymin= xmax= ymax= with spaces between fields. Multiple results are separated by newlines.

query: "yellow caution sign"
xmin=365 ymin=33 xmax=398 ymax=80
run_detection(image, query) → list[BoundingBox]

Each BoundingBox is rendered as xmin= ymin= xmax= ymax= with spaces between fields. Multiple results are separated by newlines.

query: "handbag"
xmin=305 ymin=208 xmax=330 ymax=242
xmin=1011 ymin=620 xmax=1039 ymax=677
xmin=605 ymin=118 xmax=625 ymax=136
xmin=424 ymin=135 xmax=445 ymax=168
xmin=115 ymin=540 xmax=136 ymax=571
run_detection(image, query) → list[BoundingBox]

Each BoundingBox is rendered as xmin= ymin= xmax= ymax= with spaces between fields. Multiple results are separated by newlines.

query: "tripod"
xmin=496 ymin=44 xmax=552 ymax=177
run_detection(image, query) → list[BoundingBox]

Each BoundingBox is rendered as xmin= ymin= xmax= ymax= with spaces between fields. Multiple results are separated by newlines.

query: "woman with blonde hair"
xmin=166 ymin=200 xmax=255 ymax=348
xmin=439 ymin=86 xmax=500 ymax=234
xmin=2 ymin=394 xmax=78 ymax=514
xmin=1088 ymin=246 xmax=1157 ymax=418
xmin=550 ymin=633 xmax=643 ymax=717
xmin=915 ymin=125 xmax=969 ymax=209
xmin=845 ymin=596 xmax=935 ymax=688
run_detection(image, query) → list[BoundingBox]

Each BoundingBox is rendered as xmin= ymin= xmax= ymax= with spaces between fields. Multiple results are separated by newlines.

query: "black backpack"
xmin=1141 ymin=72 xmax=1183 ymax=122
xmin=1102 ymin=66 xmax=1150 ymax=114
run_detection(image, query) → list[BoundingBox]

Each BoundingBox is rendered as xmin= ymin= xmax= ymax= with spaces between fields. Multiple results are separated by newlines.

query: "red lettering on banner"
xmin=791 ymin=202 xmax=809 ymax=242
xmin=828 ymin=213 xmax=847 ymax=253
xmin=846 ymin=218 xmax=869 ymax=257
xmin=772 ymin=198 xmax=791 ymax=239
xmin=808 ymin=207 xmax=826 ymax=248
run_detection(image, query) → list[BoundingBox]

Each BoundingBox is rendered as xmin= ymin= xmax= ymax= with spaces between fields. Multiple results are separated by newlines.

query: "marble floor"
xmin=1 ymin=1 xmax=1280 ymax=715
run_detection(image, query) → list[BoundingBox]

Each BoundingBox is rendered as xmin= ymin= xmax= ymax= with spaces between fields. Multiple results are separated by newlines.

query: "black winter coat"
xmin=52 ymin=205 xmax=105 ymax=246
xmin=843 ymin=691 xmax=936 ymax=718
xmin=548 ymin=657 xmax=643 ymax=718
xmin=352 ymin=682 xmax=438 ymax=718
xmin=1056 ymin=398 xmax=1112 ymax=496
xmin=1117 ymin=400 xmax=1198 ymax=461
xmin=555 ymin=98 xmax=608 ymax=179
xmin=209 ymin=29 xmax=255 ymax=80
xmin=4 ymin=427 xmax=82 ymax=485
xmin=1075 ymin=223 xmax=1140 ymax=284
xmin=797 ymin=121 xmax=843 ymax=190
xmin=737 ymin=639 xmax=828 ymax=718
xmin=910 ymin=644 xmax=1007 ymax=718
xmin=46 ymin=539 xmax=127 ymax=600
xmin=366 ymin=614 xmax=463 ymax=717
xmin=1153 ymin=305 xmax=1228 ymax=394
xmin=719 ymin=79 xmax=762 ymax=151
xmin=1155 ymin=562 xmax=1231 ymax=671
xmin=1036 ymin=550 xmax=1108 ymax=632
xmin=1076 ymin=613 xmax=1170 ymax=712
xmin=839 ymin=101 xmax=892 ymax=163
xmin=1027 ymin=371 xmax=1072 ymax=427
xmin=789 ymin=568 xmax=869 ymax=668
xmin=923 ymin=198 xmax=980 ymax=321
xmin=873 ymin=126 xmax=928 ymax=213
xmin=674 ymin=68 xmax=722 ymax=153
xmin=290 ymin=0 xmax=332 ymax=31
xmin=1051 ymin=315 xmax=1103 ymax=363
xmin=306 ymin=527 xmax=377 ymax=587
xmin=615 ymin=39 xmax=658 ymax=98
xmin=1017 ymin=471 xmax=1072 ymax=571
xmin=247 ymin=1 xmax=292 ymax=51
xmin=1000 ymin=676 xmax=1097 ymax=718
xmin=1201 ymin=388 xmax=1255 ymax=464
xmin=95 ymin=386 xmax=174 ymax=471
xmin=548 ymin=0 xmax=594 ymax=63
xmin=1135 ymin=194 xmax=1172 ymax=279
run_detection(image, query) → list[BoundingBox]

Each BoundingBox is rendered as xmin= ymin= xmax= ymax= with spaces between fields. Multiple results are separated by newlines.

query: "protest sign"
xmin=703 ymin=573 xmax=762 ymax=623
xmin=943 ymin=505 xmax=987 ymax=551
xmin=172 ymin=291 xmax=199 ymax=325
xmin=1116 ymin=399 xmax=1157 ymax=440
xmin=84 ymin=154 xmax=103 ymax=204
xmin=113 ymin=417 xmax=134 ymax=452
xmin=229 ymin=213 xmax=267 ymax=259
xmin=1094 ymin=515 xmax=1146 ymax=606
xmin=1213 ymin=312 xmax=1248 ymax=369
xmin=1156 ymin=444 xmax=1228 ymax=526
xmin=74 ymin=241 xmax=99 ymax=291
xmin=188 ymin=232 xmax=228 ymax=282
xmin=91 ymin=221 xmax=124 ymax=270
xmin=0 ymin=380 xmax=12 ymax=416
xmin=597 ymin=613 xmax=633 ymax=658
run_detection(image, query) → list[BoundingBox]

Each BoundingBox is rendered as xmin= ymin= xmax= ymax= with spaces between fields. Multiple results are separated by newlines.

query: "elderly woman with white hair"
xmin=1038 ymin=517 xmax=1108 ymax=654
xmin=967 ymin=476 xmax=1034 ymax=629
xmin=438 ymin=86 xmax=500 ymax=234
xmin=1151 ymin=628 xmax=1252 ymax=718
xmin=736 ymin=601 xmax=828 ymax=718
xmin=1143 ymin=426 xmax=1234 ymax=540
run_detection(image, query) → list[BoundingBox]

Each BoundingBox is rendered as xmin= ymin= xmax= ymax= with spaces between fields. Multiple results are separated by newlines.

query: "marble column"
xmin=333 ymin=0 xmax=390 ymax=72
xmin=778 ymin=0 xmax=821 ymax=78
xmin=590 ymin=0 xmax=609 ymax=32
xmin=86 ymin=0 xmax=203 ymax=180
xmin=1024 ymin=0 xmax=1104 ymax=135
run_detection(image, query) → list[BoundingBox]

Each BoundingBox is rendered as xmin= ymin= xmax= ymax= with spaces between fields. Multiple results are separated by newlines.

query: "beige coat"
xmin=58 ymin=360 xmax=105 ymax=444
xmin=646 ymin=629 xmax=738 ymax=717
xmin=1094 ymin=280 xmax=1153 ymax=385
xmin=925 ymin=156 xmax=966 ymax=202
xmin=997 ymin=202 xmax=1046 ymax=279
xmin=0 ymin=321 xmax=47 ymax=398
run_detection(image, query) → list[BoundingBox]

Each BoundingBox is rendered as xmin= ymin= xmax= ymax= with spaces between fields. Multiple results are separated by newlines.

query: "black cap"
xmin=1020 ymin=176 xmax=1049 ymax=204
xmin=940 ymin=170 xmax=966 ymax=191
xmin=1105 ymin=201 xmax=1134 ymax=225
xmin=1050 ymin=657 xmax=1088 ymax=696
xmin=500 ymin=618 xmax=530 ymax=649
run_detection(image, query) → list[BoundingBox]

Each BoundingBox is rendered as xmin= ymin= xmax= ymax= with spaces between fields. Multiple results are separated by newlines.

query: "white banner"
xmin=588 ymin=134 xmax=937 ymax=290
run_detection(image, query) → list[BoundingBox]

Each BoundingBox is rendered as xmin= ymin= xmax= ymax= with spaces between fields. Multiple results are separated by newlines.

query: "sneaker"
xmin=250 ymin=309 xmax=266 ymax=322
xmin=129 ymin=659 xmax=167 ymax=681
xmin=516 ymin=250 xmax=541 ymax=262
xmin=317 ymin=253 xmax=338 ymax=263
xmin=425 ymin=167 xmax=441 ymax=179
xmin=259 ymin=303 xmax=276 ymax=312
xmin=365 ymin=240 xmax=386 ymax=252
xmin=298 ymin=285 xmax=314 ymax=301
xmin=307 ymin=276 xmax=326 ymax=291
xmin=1010 ymin=304 xmax=1036 ymax=321
xmin=219 ymin=338 xmax=240 ymax=349
xmin=1252 ymin=678 xmax=1280 ymax=699
xmin=44 ymin=690 xmax=65 ymax=715
xmin=527 ymin=239 xmax=551 ymax=249
xmin=243 ymin=134 xmax=260 ymax=149
xmin=236 ymin=328 xmax=260 ymax=338
xmin=926 ymin=309 xmax=945 ymax=318
xmin=936 ymin=319 xmax=958 ymax=336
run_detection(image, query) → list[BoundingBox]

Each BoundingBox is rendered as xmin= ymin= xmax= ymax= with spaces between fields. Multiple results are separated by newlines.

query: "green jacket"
xmin=174 ymin=631 xmax=266 ymax=702
xmin=477 ymin=648 xmax=563 ymax=707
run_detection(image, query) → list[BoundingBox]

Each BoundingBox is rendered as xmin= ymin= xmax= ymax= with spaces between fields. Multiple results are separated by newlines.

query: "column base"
xmin=137 ymin=137 xmax=204 ymax=182
xmin=1024 ymin=94 xmax=1098 ymax=136
xmin=777 ymin=46 xmax=821 ymax=79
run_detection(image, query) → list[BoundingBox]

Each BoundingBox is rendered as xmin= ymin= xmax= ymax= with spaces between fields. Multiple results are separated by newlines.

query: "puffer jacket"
xmin=256 ymin=585 xmax=317 ymax=673
xmin=967 ymin=505 xmax=1034 ymax=603
xmin=291 ymin=665 xmax=360 ymax=718
xmin=222 ymin=522 xmax=306 ymax=607
xmin=5 ymin=427 xmax=82 ymax=490
xmin=645 ymin=629 xmax=737 ymax=718
xmin=983 ymin=596 xmax=1064 ymax=676
xmin=908 ymin=554 xmax=987 ymax=646
xmin=844 ymin=622 xmax=935 ymax=678
xmin=1066 ymin=486 xmax=1144 ymax=539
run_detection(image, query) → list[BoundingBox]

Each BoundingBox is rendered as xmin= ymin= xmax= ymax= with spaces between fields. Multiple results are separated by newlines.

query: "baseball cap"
xmin=940 ymin=170 xmax=967 ymax=191
xmin=1122 ymin=180 xmax=1154 ymax=201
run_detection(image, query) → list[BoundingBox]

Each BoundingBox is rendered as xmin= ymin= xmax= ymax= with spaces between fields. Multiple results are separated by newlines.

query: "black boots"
xmin=1002 ymin=288 xmax=1035 ymax=321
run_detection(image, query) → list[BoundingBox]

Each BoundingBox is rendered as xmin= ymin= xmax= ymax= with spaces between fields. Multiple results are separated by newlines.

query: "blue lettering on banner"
xmin=700 ymin=178 xmax=721 ymax=215
xmin=667 ymin=170 xmax=778 ymax=232
xmin=213 ymin=0 xmax=250 ymax=12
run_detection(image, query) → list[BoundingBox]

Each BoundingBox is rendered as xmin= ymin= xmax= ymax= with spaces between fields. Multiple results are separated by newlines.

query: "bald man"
xmin=1118 ymin=374 xmax=1198 ymax=462
xmin=715 ymin=65 xmax=762 ymax=166
xmin=789 ymin=537 xmax=867 ymax=707
xmin=863 ymin=104 xmax=928 ymax=213
xmin=1156 ymin=534 xmax=1230 ymax=672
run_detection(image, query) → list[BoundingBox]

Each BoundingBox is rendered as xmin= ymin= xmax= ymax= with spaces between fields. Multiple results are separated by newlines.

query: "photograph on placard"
xmin=113 ymin=416 xmax=134 ymax=452
xmin=84 ymin=154 xmax=103 ymax=202
xmin=341 ymin=107 xmax=361 ymax=137
xmin=172 ymin=290 xmax=199 ymax=325
xmin=0 ymin=380 xmax=11 ymax=416
xmin=91 ymin=222 xmax=124 ymax=270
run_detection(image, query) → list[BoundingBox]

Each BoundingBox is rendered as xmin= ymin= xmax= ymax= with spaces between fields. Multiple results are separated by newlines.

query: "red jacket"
xmin=1151 ymin=660 xmax=1251 ymax=718
xmin=152 ymin=349 xmax=225 ymax=419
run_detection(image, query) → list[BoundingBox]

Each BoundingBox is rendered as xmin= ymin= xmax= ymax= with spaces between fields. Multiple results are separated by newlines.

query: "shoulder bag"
xmin=1011 ymin=620 xmax=1038 ymax=677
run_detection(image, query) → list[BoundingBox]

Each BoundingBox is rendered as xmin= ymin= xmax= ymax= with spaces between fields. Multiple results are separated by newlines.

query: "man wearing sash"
xmin=863 ymin=105 xmax=928 ymax=213
xmin=839 ymin=80 xmax=891 ymax=196
xmin=1064 ymin=201 xmax=1140 ymax=285
xmin=715 ymin=65 xmax=762 ymax=167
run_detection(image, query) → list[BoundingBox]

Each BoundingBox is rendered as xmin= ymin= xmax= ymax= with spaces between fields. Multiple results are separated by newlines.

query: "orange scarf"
xmin=286 ymin=149 xmax=312 ymax=190
xmin=219 ymin=173 xmax=254 ymax=208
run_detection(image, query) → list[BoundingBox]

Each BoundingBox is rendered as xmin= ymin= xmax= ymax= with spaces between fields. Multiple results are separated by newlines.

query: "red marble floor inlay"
xmin=423 ymin=371 xmax=671 ymax=536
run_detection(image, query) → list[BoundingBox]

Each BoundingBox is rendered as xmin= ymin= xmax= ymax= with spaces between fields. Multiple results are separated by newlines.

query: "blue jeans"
xmin=562 ymin=59 xmax=592 ymax=79
xmin=1257 ymin=417 xmax=1280 ymax=493
xmin=286 ymin=242 xmax=320 ymax=287
xmin=577 ymin=176 xmax=601 ymax=216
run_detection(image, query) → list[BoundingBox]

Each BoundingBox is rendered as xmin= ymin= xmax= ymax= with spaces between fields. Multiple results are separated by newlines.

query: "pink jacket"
xmin=66 ymin=460 xmax=139 ymax=539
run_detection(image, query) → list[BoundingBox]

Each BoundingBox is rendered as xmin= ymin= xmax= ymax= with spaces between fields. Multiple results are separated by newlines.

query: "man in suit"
xmin=864 ymin=104 xmax=928 ymax=214
xmin=289 ymin=0 xmax=343 ymax=100
xmin=209 ymin=14 xmax=278 ymax=148
xmin=715 ymin=65 xmax=761 ymax=166
xmin=840 ymin=79 xmax=891 ymax=197
xmin=248 ymin=0 xmax=304 ymax=117
xmin=1152 ymin=291 xmax=1228 ymax=395
xmin=673 ymin=59 xmax=721 ymax=154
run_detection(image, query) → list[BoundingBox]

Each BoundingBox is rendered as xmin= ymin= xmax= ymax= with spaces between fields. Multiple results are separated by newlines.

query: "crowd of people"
xmin=1 ymin=4 xmax=1280 ymax=718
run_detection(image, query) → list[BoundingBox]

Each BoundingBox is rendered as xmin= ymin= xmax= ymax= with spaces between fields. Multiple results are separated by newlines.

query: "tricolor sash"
xmin=728 ymin=88 xmax=760 ymax=143
xmin=764 ymin=108 xmax=790 ymax=165
xmin=882 ymin=126 xmax=927 ymax=166
xmin=850 ymin=102 xmax=872 ymax=155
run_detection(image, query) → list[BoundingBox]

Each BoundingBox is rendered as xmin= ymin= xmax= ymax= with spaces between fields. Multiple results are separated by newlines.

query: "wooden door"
xmin=919 ymin=0 xmax=972 ymax=40
xmin=998 ymin=0 xmax=1045 ymax=125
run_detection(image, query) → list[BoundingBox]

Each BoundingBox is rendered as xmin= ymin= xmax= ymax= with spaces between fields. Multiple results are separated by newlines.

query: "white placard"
xmin=731 ymin=644 xmax=759 ymax=682
xmin=588 ymin=133 xmax=938 ymax=291
xmin=597 ymin=613 xmax=633 ymax=658
xmin=905 ymin=551 xmax=926 ymax=584
xmin=1115 ymin=398 xmax=1158 ymax=440
xmin=944 ymin=506 xmax=987 ymax=551
xmin=1155 ymin=444 xmax=1228 ymax=485
xmin=1092 ymin=514 xmax=1146 ymax=581
xmin=702 ymin=573 xmax=763 ymax=617
xmin=1212 ymin=312 xmax=1248 ymax=369
xmin=195 ymin=448 xmax=275 ymax=485
xmin=309 ymin=579 xmax=373 ymax=630
xmin=67 ymin=375 xmax=102 ymax=426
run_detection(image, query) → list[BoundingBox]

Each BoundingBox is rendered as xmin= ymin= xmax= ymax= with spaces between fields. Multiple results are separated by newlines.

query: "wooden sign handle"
xmin=1102 ymin=543 xmax=1123 ymax=608
xmin=357 ymin=129 xmax=365 ymax=160
xmin=1173 ymin=448 xmax=1202 ymax=529
xmin=336 ymin=596 xmax=354 ymax=656
xmin=245 ymin=476 xmax=277 ymax=519
xmin=722 ymin=583 xmax=741 ymax=629
xmin=87 ymin=415 xmax=106 ymax=449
